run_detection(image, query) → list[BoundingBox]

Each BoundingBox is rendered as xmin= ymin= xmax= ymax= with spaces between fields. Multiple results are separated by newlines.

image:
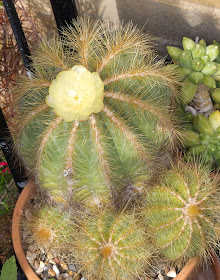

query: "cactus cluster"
xmin=15 ymin=18 xmax=179 ymax=207
xmin=144 ymin=160 xmax=220 ymax=262
xmin=15 ymin=19 xmax=220 ymax=280
xmin=167 ymin=37 xmax=220 ymax=104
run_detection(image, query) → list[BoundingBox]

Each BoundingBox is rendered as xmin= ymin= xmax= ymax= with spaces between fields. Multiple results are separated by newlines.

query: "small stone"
xmin=61 ymin=273 xmax=69 ymax=278
xmin=34 ymin=260 xmax=39 ymax=270
xmin=28 ymin=245 xmax=36 ymax=252
xmin=38 ymin=246 xmax=45 ymax=253
xmin=42 ymin=270 xmax=49 ymax=278
xmin=68 ymin=263 xmax=76 ymax=272
xmin=48 ymin=268 xmax=56 ymax=277
xmin=53 ymin=264 xmax=60 ymax=277
xmin=39 ymin=261 xmax=45 ymax=268
xmin=167 ymin=268 xmax=177 ymax=278
xmin=60 ymin=260 xmax=68 ymax=270
xmin=158 ymin=273 xmax=164 ymax=280
xmin=81 ymin=277 xmax=87 ymax=280
xmin=40 ymin=253 xmax=46 ymax=261
xmin=44 ymin=265 xmax=50 ymax=271
xmin=26 ymin=251 xmax=32 ymax=258
xmin=49 ymin=259 xmax=56 ymax=265
xmin=68 ymin=270 xmax=74 ymax=276
xmin=47 ymin=250 xmax=54 ymax=260
xmin=44 ymin=260 xmax=50 ymax=265
xmin=26 ymin=251 xmax=36 ymax=263
xmin=35 ymin=267 xmax=44 ymax=274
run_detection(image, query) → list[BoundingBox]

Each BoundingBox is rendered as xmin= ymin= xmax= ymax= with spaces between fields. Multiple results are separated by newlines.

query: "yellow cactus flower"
xmin=46 ymin=65 xmax=104 ymax=122
xmin=209 ymin=110 xmax=220 ymax=131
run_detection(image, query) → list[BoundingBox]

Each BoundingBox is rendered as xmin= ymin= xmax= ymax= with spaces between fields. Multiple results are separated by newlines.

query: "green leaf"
xmin=0 ymin=256 xmax=17 ymax=280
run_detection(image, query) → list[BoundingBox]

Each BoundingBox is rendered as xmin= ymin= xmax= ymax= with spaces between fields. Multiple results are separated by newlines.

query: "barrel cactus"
xmin=14 ymin=17 xmax=180 ymax=207
xmin=23 ymin=204 xmax=75 ymax=249
xmin=70 ymin=209 xmax=151 ymax=280
xmin=144 ymin=159 xmax=220 ymax=262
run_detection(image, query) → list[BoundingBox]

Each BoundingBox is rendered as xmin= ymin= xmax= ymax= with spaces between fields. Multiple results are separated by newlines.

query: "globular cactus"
xmin=183 ymin=110 xmax=220 ymax=166
xmin=167 ymin=37 xmax=220 ymax=105
xmin=14 ymin=17 xmax=180 ymax=207
xmin=144 ymin=159 xmax=220 ymax=262
xmin=71 ymin=209 xmax=151 ymax=280
xmin=23 ymin=204 xmax=75 ymax=249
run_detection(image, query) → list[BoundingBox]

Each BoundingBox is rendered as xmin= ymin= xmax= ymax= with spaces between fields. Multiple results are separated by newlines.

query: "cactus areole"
xmin=15 ymin=18 xmax=179 ymax=207
xmin=46 ymin=65 xmax=105 ymax=122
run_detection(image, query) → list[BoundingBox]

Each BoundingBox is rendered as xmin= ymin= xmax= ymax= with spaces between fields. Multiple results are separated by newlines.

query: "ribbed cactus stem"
xmin=145 ymin=159 xmax=220 ymax=262
xmin=23 ymin=204 xmax=75 ymax=249
xmin=15 ymin=17 xmax=180 ymax=208
xmin=72 ymin=209 xmax=151 ymax=280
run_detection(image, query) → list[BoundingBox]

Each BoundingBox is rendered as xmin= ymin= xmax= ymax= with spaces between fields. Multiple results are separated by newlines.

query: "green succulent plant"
xmin=144 ymin=159 xmax=220 ymax=262
xmin=14 ymin=17 xmax=180 ymax=208
xmin=167 ymin=37 xmax=220 ymax=104
xmin=182 ymin=110 xmax=220 ymax=166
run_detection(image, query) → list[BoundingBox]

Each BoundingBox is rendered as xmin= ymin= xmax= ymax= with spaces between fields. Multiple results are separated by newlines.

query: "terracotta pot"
xmin=12 ymin=181 xmax=220 ymax=280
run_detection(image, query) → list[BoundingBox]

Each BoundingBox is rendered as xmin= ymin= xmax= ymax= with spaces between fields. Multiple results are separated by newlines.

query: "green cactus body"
xmin=145 ymin=160 xmax=220 ymax=261
xmin=15 ymin=18 xmax=179 ymax=207
xmin=24 ymin=205 xmax=75 ymax=248
xmin=72 ymin=210 xmax=150 ymax=280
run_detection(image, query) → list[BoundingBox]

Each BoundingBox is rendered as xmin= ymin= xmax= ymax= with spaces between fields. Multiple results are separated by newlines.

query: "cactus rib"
xmin=145 ymin=160 xmax=220 ymax=262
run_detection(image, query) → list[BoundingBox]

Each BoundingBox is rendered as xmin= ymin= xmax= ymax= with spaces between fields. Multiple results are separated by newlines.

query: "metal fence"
xmin=1 ymin=0 xmax=78 ymax=193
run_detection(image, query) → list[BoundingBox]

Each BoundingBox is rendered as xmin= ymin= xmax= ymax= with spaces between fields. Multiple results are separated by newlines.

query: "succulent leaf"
xmin=182 ymin=37 xmax=196 ymax=51
xmin=201 ymin=62 xmax=218 ymax=76
xmin=206 ymin=45 xmax=219 ymax=62
xmin=180 ymin=79 xmax=197 ymax=104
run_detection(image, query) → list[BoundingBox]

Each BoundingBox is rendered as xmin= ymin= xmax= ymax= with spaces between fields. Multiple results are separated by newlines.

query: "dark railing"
xmin=1 ymin=1 xmax=78 ymax=279
xmin=1 ymin=0 xmax=78 ymax=193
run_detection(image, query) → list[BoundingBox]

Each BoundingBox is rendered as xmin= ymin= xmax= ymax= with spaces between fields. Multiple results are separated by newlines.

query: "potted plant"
xmin=12 ymin=18 xmax=220 ymax=280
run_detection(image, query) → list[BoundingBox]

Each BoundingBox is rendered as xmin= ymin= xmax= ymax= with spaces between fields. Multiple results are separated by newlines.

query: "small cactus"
xmin=144 ymin=159 xmax=220 ymax=262
xmin=71 ymin=209 xmax=151 ymax=280
xmin=14 ymin=17 xmax=180 ymax=207
xmin=23 ymin=204 xmax=75 ymax=249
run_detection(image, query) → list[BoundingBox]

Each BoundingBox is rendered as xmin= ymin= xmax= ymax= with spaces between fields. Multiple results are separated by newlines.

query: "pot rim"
xmin=12 ymin=181 xmax=40 ymax=280
xmin=12 ymin=181 xmax=219 ymax=280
